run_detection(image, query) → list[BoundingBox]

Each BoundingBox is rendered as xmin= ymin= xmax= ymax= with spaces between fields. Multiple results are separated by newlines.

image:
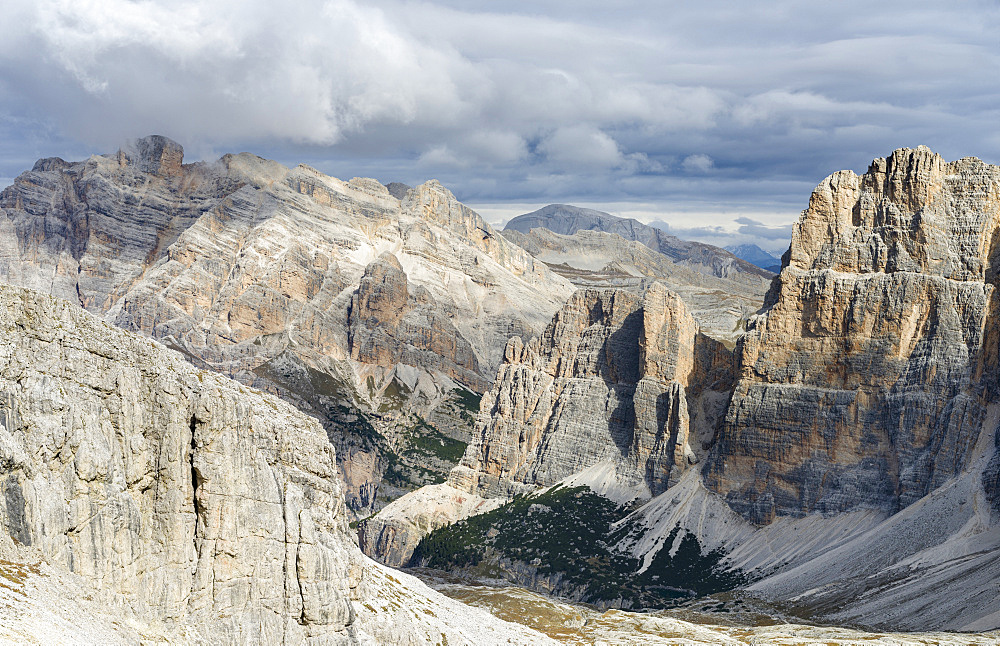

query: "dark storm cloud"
xmin=1 ymin=0 xmax=998 ymax=251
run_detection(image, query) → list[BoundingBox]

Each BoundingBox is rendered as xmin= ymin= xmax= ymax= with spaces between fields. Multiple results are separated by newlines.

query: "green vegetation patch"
xmin=407 ymin=417 xmax=468 ymax=463
xmin=411 ymin=485 xmax=744 ymax=607
xmin=453 ymin=388 xmax=482 ymax=414
xmin=381 ymin=417 xmax=469 ymax=489
xmin=381 ymin=448 xmax=443 ymax=488
xmin=378 ymin=377 xmax=412 ymax=412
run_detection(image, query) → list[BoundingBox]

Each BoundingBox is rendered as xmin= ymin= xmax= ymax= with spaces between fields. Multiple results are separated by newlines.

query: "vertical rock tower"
xmin=706 ymin=146 xmax=1000 ymax=523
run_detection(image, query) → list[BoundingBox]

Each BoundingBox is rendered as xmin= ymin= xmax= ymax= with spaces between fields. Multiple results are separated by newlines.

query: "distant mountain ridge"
xmin=500 ymin=226 xmax=769 ymax=344
xmin=724 ymin=243 xmax=782 ymax=272
xmin=505 ymin=204 xmax=775 ymax=280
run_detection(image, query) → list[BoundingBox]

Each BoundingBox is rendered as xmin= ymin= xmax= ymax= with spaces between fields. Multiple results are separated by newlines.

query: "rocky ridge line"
xmin=363 ymin=282 xmax=734 ymax=565
xmin=504 ymin=203 xmax=774 ymax=282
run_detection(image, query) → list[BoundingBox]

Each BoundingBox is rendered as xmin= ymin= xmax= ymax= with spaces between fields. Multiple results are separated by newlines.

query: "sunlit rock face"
xmin=705 ymin=146 xmax=1000 ymax=523
xmin=0 ymin=284 xmax=557 ymax=645
xmin=0 ymin=284 xmax=359 ymax=643
xmin=0 ymin=135 xmax=574 ymax=517
xmin=454 ymin=283 xmax=734 ymax=500
xmin=348 ymin=252 xmax=485 ymax=392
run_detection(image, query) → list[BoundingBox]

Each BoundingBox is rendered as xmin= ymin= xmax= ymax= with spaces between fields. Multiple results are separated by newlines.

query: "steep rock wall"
xmin=0 ymin=284 xmax=358 ymax=642
xmin=0 ymin=136 xmax=574 ymax=517
xmin=453 ymin=283 xmax=733 ymax=499
xmin=0 ymin=284 xmax=554 ymax=644
xmin=705 ymin=146 xmax=1000 ymax=523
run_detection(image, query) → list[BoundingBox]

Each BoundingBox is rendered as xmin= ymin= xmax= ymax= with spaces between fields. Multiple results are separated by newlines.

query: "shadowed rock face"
xmin=459 ymin=147 xmax=1000 ymax=539
xmin=986 ymin=431 xmax=1000 ymax=512
xmin=361 ymin=148 xmax=1000 ymax=632
xmin=705 ymin=146 xmax=1000 ymax=523
xmin=0 ymin=136 xmax=573 ymax=518
xmin=453 ymin=283 xmax=734 ymax=500
xmin=117 ymin=134 xmax=185 ymax=176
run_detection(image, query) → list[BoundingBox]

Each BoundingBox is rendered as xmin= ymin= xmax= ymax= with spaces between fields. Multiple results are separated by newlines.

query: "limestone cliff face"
xmin=348 ymin=252 xmax=485 ymax=391
xmin=0 ymin=284 xmax=349 ymax=642
xmin=0 ymin=284 xmax=554 ymax=644
xmin=705 ymin=146 xmax=1000 ymax=524
xmin=0 ymin=136 xmax=573 ymax=516
xmin=364 ymin=148 xmax=1000 ymax=631
xmin=453 ymin=283 xmax=733 ymax=499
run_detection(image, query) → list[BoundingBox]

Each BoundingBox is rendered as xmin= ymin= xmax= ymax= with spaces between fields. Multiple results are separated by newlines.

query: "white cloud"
xmin=537 ymin=126 xmax=623 ymax=169
xmin=682 ymin=154 xmax=713 ymax=173
xmin=0 ymin=0 xmax=998 ymax=232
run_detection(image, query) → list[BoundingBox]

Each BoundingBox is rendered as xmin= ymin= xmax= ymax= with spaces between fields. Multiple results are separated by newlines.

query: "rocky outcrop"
xmin=383 ymin=182 xmax=412 ymax=200
xmin=505 ymin=204 xmax=774 ymax=282
xmin=705 ymin=146 xmax=1000 ymax=523
xmin=453 ymin=283 xmax=733 ymax=500
xmin=358 ymin=483 xmax=503 ymax=567
xmin=503 ymin=226 xmax=769 ymax=344
xmin=0 ymin=283 xmax=554 ymax=644
xmin=616 ymin=148 xmax=1000 ymax=630
xmin=348 ymin=252 xmax=485 ymax=391
xmin=0 ymin=136 xmax=574 ymax=517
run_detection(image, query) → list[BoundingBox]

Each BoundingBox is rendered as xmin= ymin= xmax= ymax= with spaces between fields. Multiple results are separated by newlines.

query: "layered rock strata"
xmin=0 ymin=136 xmax=573 ymax=516
xmin=705 ymin=146 xmax=1000 ymax=523
xmin=0 ymin=283 xmax=552 ymax=644
xmin=380 ymin=148 xmax=1000 ymax=631
xmin=454 ymin=282 xmax=734 ymax=499
xmin=362 ymin=282 xmax=733 ymax=566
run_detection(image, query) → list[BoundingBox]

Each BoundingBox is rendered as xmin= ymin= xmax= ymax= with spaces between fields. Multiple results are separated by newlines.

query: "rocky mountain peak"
xmin=454 ymin=282 xmax=731 ymax=500
xmin=0 ymin=136 xmax=573 ymax=519
xmin=364 ymin=147 xmax=1000 ymax=633
xmin=116 ymin=134 xmax=185 ymax=176
xmin=790 ymin=146 xmax=1000 ymax=280
xmin=708 ymin=146 xmax=1000 ymax=523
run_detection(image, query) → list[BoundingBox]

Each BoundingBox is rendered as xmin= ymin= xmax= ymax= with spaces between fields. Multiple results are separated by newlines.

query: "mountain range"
xmin=0 ymin=136 xmax=574 ymax=520
xmin=363 ymin=146 xmax=1000 ymax=632
xmin=723 ymin=243 xmax=782 ymax=273
xmin=1 ymin=138 xmax=999 ymax=639
xmin=505 ymin=203 xmax=774 ymax=281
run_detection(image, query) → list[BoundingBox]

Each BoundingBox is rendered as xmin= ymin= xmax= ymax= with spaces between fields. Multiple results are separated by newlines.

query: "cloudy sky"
xmin=2 ymin=0 xmax=998 ymax=254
